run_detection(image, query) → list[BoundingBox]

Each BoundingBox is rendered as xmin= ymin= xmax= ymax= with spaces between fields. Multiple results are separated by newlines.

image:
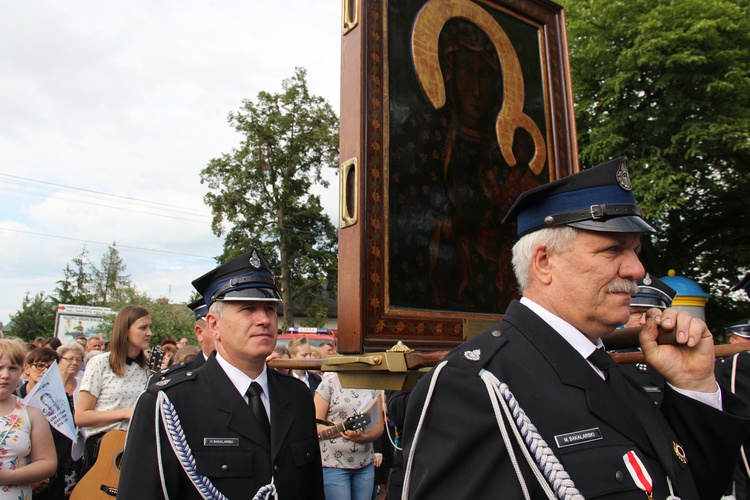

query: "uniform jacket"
xmin=716 ymin=350 xmax=750 ymax=499
xmin=618 ymin=357 xmax=665 ymax=406
xmin=308 ymin=370 xmax=322 ymax=393
xmin=117 ymin=353 xmax=324 ymax=500
xmin=146 ymin=351 xmax=209 ymax=387
xmin=397 ymin=301 xmax=750 ymax=500
xmin=186 ymin=350 xmax=207 ymax=370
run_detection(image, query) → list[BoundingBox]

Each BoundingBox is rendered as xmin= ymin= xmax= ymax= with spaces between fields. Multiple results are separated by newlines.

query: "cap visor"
xmin=568 ymin=215 xmax=655 ymax=234
xmin=630 ymin=297 xmax=667 ymax=309
xmin=219 ymin=288 xmax=282 ymax=302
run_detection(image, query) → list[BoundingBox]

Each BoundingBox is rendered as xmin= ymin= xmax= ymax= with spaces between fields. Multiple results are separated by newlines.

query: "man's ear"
xmin=205 ymin=313 xmax=221 ymax=342
xmin=531 ymin=243 xmax=554 ymax=285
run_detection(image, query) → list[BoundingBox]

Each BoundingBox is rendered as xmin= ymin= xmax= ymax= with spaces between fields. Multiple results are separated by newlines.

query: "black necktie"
xmin=588 ymin=347 xmax=640 ymax=414
xmin=246 ymin=382 xmax=271 ymax=439
xmin=588 ymin=348 xmax=661 ymax=458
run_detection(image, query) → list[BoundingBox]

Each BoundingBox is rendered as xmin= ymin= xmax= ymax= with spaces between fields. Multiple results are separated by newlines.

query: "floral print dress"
xmin=0 ymin=396 xmax=31 ymax=500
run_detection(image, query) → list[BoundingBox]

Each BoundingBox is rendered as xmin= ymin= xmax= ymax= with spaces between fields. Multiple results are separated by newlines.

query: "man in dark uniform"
xmin=118 ymin=248 xmax=324 ymax=499
xmin=186 ymin=296 xmax=212 ymax=369
xmin=396 ymin=157 xmax=750 ymax=499
xmin=148 ymin=297 xmax=214 ymax=387
xmin=617 ymin=273 xmax=677 ymax=405
xmin=716 ymin=318 xmax=750 ymax=499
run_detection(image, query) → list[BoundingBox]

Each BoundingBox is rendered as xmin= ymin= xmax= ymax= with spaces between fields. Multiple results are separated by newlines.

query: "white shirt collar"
xmin=215 ymin=352 xmax=270 ymax=409
xmin=292 ymin=370 xmax=309 ymax=384
xmin=520 ymin=296 xmax=605 ymax=376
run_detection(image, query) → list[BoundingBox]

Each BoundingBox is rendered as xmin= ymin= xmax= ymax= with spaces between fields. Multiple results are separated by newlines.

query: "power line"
xmin=0 ymin=173 xmax=212 ymax=216
xmin=0 ymin=184 xmax=213 ymax=223
xmin=0 ymin=227 xmax=217 ymax=260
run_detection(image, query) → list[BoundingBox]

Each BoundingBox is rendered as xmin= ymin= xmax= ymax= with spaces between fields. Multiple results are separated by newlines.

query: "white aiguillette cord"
xmin=154 ymin=390 xmax=277 ymax=500
xmin=402 ymin=360 xmax=582 ymax=500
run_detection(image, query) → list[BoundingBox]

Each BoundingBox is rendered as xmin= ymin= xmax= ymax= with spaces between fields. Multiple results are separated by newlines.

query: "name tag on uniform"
xmin=554 ymin=428 xmax=603 ymax=448
xmin=204 ymin=438 xmax=239 ymax=447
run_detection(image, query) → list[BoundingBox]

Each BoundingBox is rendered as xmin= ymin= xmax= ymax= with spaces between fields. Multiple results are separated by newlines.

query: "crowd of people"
xmin=3 ymin=157 xmax=750 ymax=499
xmin=0 ymin=308 xmax=391 ymax=500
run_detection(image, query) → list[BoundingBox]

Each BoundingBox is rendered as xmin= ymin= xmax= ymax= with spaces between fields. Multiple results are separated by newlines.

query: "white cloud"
xmin=0 ymin=0 xmax=341 ymax=325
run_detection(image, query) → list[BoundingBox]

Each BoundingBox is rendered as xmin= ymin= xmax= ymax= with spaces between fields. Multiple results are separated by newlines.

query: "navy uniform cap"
xmin=192 ymin=248 xmax=282 ymax=310
xmin=725 ymin=318 xmax=750 ymax=339
xmin=502 ymin=157 xmax=656 ymax=237
xmin=630 ymin=273 xmax=676 ymax=310
xmin=187 ymin=297 xmax=208 ymax=321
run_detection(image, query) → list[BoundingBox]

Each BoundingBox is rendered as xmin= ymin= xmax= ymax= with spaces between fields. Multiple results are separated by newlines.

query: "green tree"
xmin=92 ymin=243 xmax=132 ymax=305
xmin=53 ymin=247 xmax=95 ymax=305
xmin=560 ymin=0 xmax=750 ymax=331
xmin=53 ymin=244 xmax=134 ymax=307
xmin=102 ymin=294 xmax=196 ymax=347
xmin=201 ymin=67 xmax=339 ymax=328
xmin=8 ymin=292 xmax=56 ymax=341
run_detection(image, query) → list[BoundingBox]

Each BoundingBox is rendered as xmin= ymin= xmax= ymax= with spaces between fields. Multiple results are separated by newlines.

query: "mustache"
xmin=608 ymin=279 xmax=639 ymax=295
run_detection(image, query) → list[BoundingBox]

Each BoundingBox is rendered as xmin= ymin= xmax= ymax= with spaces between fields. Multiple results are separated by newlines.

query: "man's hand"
xmin=640 ymin=307 xmax=717 ymax=392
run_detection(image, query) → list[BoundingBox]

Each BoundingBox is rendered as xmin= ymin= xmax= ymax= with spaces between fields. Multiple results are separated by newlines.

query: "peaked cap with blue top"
xmin=192 ymin=248 xmax=282 ymax=310
xmin=502 ymin=157 xmax=655 ymax=237
xmin=187 ymin=297 xmax=208 ymax=321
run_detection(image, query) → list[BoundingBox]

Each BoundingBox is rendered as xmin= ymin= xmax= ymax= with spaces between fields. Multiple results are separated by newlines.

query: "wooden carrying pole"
xmin=268 ymin=327 xmax=749 ymax=373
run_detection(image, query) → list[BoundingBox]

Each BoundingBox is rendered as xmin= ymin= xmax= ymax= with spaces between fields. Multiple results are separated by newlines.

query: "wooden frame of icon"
xmin=337 ymin=0 xmax=579 ymax=353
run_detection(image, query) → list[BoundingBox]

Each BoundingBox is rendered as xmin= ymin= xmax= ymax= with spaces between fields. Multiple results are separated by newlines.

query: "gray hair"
xmin=511 ymin=226 xmax=579 ymax=293
xmin=57 ymin=341 xmax=85 ymax=357
xmin=209 ymin=300 xmax=226 ymax=318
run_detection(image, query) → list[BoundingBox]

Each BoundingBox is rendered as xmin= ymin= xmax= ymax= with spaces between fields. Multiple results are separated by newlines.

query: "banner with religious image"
xmin=22 ymin=360 xmax=77 ymax=443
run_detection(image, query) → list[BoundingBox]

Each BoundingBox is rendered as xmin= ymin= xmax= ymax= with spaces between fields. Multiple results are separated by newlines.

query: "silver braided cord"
xmin=156 ymin=391 xmax=277 ymax=500
xmin=401 ymin=360 xmax=449 ymax=500
xmin=481 ymin=370 xmax=583 ymax=500
xmin=402 ymin=361 xmax=582 ymax=499
xmin=252 ymin=484 xmax=278 ymax=500
xmin=479 ymin=370 xmax=539 ymax=500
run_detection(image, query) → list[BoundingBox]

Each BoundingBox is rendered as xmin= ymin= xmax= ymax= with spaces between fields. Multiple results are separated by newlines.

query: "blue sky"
xmin=0 ymin=0 xmax=341 ymax=325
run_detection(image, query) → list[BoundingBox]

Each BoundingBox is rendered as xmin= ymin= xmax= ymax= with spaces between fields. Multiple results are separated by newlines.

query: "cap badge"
xmin=642 ymin=273 xmax=652 ymax=285
xmin=616 ymin=163 xmax=633 ymax=191
xmin=249 ymin=250 xmax=262 ymax=269
xmin=463 ymin=349 xmax=482 ymax=362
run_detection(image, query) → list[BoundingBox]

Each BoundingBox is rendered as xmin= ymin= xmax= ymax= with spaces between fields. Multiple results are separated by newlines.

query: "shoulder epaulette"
xmin=446 ymin=322 xmax=509 ymax=375
xmin=147 ymin=365 xmax=198 ymax=392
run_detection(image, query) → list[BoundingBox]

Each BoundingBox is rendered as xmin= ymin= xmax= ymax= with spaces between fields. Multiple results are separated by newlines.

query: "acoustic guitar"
xmin=70 ymin=430 xmax=126 ymax=499
xmin=70 ymin=346 xmax=164 ymax=498
xmin=317 ymin=414 xmax=372 ymax=440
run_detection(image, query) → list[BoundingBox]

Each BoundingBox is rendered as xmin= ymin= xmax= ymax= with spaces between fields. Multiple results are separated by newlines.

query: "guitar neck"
xmin=318 ymin=422 xmax=347 ymax=440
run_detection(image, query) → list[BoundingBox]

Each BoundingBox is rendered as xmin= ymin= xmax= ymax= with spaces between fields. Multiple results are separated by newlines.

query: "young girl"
xmin=0 ymin=339 xmax=56 ymax=499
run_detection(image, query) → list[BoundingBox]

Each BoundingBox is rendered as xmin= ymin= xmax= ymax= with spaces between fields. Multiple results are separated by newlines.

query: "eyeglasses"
xmin=31 ymin=362 xmax=52 ymax=371
xmin=61 ymin=356 xmax=84 ymax=363
xmin=628 ymin=309 xmax=647 ymax=319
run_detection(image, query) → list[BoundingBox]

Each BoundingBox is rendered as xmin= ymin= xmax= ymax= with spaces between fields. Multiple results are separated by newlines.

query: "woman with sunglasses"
xmin=0 ymin=341 xmax=57 ymax=499
xmin=74 ymin=306 xmax=152 ymax=476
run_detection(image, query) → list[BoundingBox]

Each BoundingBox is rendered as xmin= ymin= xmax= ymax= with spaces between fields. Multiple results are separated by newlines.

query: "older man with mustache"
xmin=397 ymin=158 xmax=750 ymax=500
